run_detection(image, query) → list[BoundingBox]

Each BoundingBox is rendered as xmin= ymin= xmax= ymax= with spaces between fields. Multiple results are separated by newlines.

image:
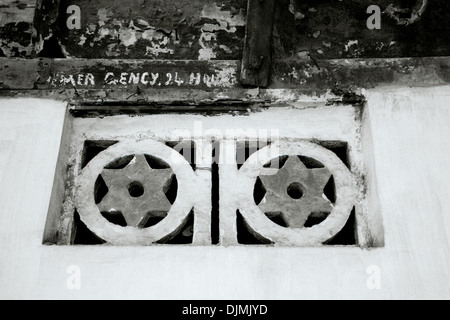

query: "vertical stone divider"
xmin=218 ymin=140 xmax=239 ymax=245
xmin=192 ymin=140 xmax=213 ymax=245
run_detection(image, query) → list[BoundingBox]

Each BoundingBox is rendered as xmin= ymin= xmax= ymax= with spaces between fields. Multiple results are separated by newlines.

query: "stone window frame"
xmin=43 ymin=101 xmax=384 ymax=248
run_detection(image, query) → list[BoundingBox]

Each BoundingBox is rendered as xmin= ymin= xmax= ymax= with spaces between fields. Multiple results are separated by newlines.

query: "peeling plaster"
xmin=53 ymin=1 xmax=246 ymax=59
xmin=87 ymin=8 xmax=177 ymax=58
xmin=345 ymin=40 xmax=359 ymax=52
xmin=0 ymin=20 xmax=34 ymax=57
xmin=0 ymin=40 xmax=33 ymax=57
xmin=289 ymin=0 xmax=305 ymax=20
xmin=384 ymin=0 xmax=428 ymax=26
xmin=198 ymin=3 xmax=245 ymax=60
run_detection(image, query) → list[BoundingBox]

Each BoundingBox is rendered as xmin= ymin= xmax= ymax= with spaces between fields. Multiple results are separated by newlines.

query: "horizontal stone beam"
xmin=0 ymin=57 xmax=449 ymax=92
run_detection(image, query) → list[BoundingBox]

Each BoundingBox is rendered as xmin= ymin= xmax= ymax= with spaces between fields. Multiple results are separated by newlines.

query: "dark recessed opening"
xmin=166 ymin=140 xmax=196 ymax=170
xmin=236 ymin=141 xmax=270 ymax=169
xmin=73 ymin=211 xmax=106 ymax=245
xmin=142 ymin=215 xmax=166 ymax=228
xmin=104 ymin=155 xmax=135 ymax=169
xmin=158 ymin=210 xmax=194 ymax=245
xmin=94 ymin=175 xmax=109 ymax=204
xmin=164 ymin=175 xmax=178 ymax=204
xmin=263 ymin=155 xmax=289 ymax=169
xmin=298 ymin=156 xmax=325 ymax=168
xmin=324 ymin=208 xmax=357 ymax=246
xmin=101 ymin=211 xmax=127 ymax=227
xmin=264 ymin=155 xmax=325 ymax=170
xmin=304 ymin=212 xmax=329 ymax=228
xmin=318 ymin=141 xmax=350 ymax=169
xmin=211 ymin=141 xmax=220 ymax=245
xmin=128 ymin=181 xmax=144 ymax=198
xmin=144 ymin=154 xmax=171 ymax=169
xmin=237 ymin=210 xmax=272 ymax=245
xmin=266 ymin=212 xmax=288 ymax=228
xmin=253 ymin=177 xmax=266 ymax=205
xmin=323 ymin=176 xmax=336 ymax=203
xmin=287 ymin=182 xmax=304 ymax=199
xmin=138 ymin=211 xmax=167 ymax=228
xmin=81 ymin=140 xmax=118 ymax=169
xmin=101 ymin=153 xmax=171 ymax=170
xmin=260 ymin=141 xmax=348 ymax=171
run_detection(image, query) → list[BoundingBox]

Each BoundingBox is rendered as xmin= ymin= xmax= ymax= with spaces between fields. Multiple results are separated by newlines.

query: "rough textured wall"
xmin=0 ymin=0 xmax=35 ymax=57
xmin=56 ymin=0 xmax=247 ymax=59
xmin=2 ymin=0 xmax=448 ymax=60
xmin=43 ymin=0 xmax=450 ymax=59
xmin=274 ymin=0 xmax=450 ymax=60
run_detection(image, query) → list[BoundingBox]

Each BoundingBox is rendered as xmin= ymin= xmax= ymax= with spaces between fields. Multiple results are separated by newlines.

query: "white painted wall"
xmin=0 ymin=88 xmax=449 ymax=300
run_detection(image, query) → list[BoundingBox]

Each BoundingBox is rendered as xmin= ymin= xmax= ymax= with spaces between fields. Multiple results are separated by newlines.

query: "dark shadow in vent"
xmin=287 ymin=182 xmax=304 ymax=199
xmin=304 ymin=213 xmax=328 ymax=228
xmin=144 ymin=154 xmax=171 ymax=169
xmin=128 ymin=181 xmax=144 ymax=198
xmin=298 ymin=156 xmax=325 ymax=168
xmin=323 ymin=176 xmax=336 ymax=204
xmin=104 ymin=155 xmax=134 ymax=169
xmin=166 ymin=140 xmax=196 ymax=170
xmin=143 ymin=215 xmax=166 ymax=228
xmin=164 ymin=175 xmax=178 ymax=205
xmin=101 ymin=211 xmax=127 ymax=227
xmin=236 ymin=141 xmax=271 ymax=169
xmin=101 ymin=153 xmax=173 ymax=171
xmin=237 ymin=210 xmax=272 ymax=245
xmin=211 ymin=141 xmax=220 ymax=245
xmin=260 ymin=142 xmax=349 ymax=170
xmin=73 ymin=211 xmax=106 ymax=245
xmin=324 ymin=208 xmax=357 ymax=245
xmin=81 ymin=140 xmax=118 ymax=169
xmin=265 ymin=212 xmax=289 ymax=228
xmin=94 ymin=175 xmax=108 ymax=204
xmin=318 ymin=141 xmax=350 ymax=169
xmin=253 ymin=177 xmax=266 ymax=205
xmin=158 ymin=210 xmax=195 ymax=245
xmin=263 ymin=155 xmax=288 ymax=169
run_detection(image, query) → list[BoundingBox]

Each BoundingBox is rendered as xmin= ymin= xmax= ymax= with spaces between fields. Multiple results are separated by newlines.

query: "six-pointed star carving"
xmin=97 ymin=154 xmax=174 ymax=227
xmin=258 ymin=156 xmax=333 ymax=228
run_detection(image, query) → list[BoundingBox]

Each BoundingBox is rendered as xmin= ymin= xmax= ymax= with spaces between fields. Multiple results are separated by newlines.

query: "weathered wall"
xmin=57 ymin=0 xmax=247 ymax=60
xmin=0 ymin=0 xmax=35 ymax=57
xmin=2 ymin=0 xmax=450 ymax=60
xmin=49 ymin=0 xmax=450 ymax=59
xmin=0 ymin=88 xmax=449 ymax=299
xmin=274 ymin=0 xmax=450 ymax=60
